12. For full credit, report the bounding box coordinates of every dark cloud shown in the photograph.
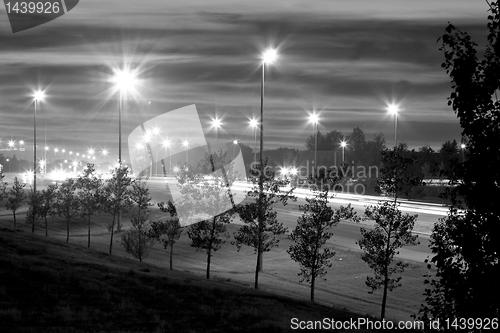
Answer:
[0,1,489,160]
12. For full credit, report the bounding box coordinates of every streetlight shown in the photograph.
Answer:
[182,140,190,163]
[152,128,160,176]
[233,139,239,157]
[112,67,137,235]
[33,90,45,198]
[460,143,466,163]
[256,48,278,276]
[308,113,319,177]
[162,139,171,175]
[44,146,49,171]
[340,141,347,163]
[387,103,399,147]
[249,118,258,162]
[112,68,137,165]
[212,118,222,151]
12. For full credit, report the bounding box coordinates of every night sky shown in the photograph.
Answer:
[0,0,491,164]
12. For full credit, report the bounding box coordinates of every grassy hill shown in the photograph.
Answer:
[0,227,386,332]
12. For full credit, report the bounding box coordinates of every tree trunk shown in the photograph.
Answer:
[87,216,91,248]
[66,217,70,242]
[45,216,48,236]
[31,211,35,233]
[169,243,173,270]
[381,214,393,320]
[13,211,16,228]
[109,215,116,254]
[311,273,316,303]
[206,247,211,279]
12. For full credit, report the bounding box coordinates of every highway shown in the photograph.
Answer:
[5,172,441,263]
[148,178,442,263]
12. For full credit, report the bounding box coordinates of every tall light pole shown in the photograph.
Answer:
[233,139,239,157]
[257,48,278,278]
[163,139,171,175]
[44,146,49,173]
[460,143,466,163]
[340,141,347,163]
[212,118,222,151]
[33,90,45,198]
[308,113,319,178]
[112,67,137,233]
[182,140,190,163]
[249,118,258,163]
[112,68,137,165]
[387,103,399,148]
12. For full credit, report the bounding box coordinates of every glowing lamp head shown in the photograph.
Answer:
[233,140,239,145]
[162,139,171,148]
[182,140,190,148]
[340,141,347,148]
[33,90,45,102]
[101,149,108,156]
[262,49,278,64]
[249,118,258,129]
[8,140,15,148]
[387,103,399,115]
[45,146,49,151]
[19,140,24,145]
[309,113,319,125]
[461,143,466,149]
[112,68,137,92]
[54,148,59,153]
[212,118,222,129]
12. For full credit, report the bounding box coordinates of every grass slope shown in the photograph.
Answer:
[0,227,387,333]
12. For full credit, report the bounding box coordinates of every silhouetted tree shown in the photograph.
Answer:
[122,178,154,262]
[25,189,42,233]
[56,178,80,242]
[5,177,27,228]
[76,164,102,248]
[376,144,424,200]
[233,159,296,289]
[149,202,183,270]
[0,169,7,202]
[40,185,58,236]
[358,201,419,320]
[102,166,133,254]
[417,4,500,325]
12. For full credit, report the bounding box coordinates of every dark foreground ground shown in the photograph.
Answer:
[0,227,425,332]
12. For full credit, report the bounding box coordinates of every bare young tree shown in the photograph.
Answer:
[76,164,102,248]
[358,201,418,320]
[121,178,154,262]
[5,177,27,228]
[39,184,58,236]
[102,166,133,254]
[149,203,183,270]
[288,191,359,303]
[56,178,80,242]
[233,159,296,289]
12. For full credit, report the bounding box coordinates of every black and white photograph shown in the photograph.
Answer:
[0,0,498,332]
